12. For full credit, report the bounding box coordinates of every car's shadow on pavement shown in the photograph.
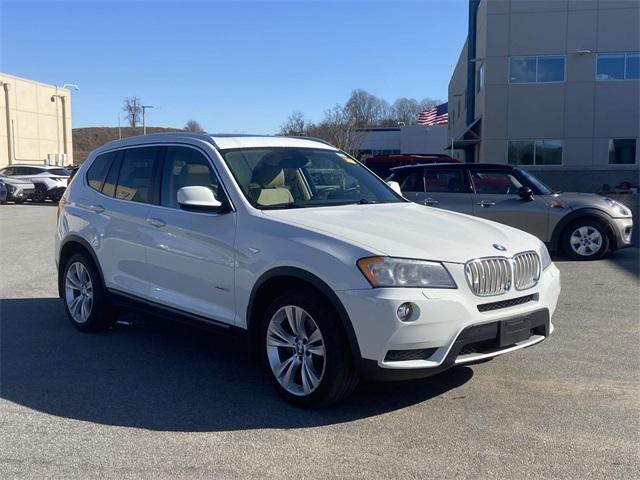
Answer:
[0,297,472,432]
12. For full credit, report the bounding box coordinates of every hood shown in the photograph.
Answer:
[552,192,604,208]
[262,202,539,264]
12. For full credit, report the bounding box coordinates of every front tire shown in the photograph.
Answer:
[262,289,358,406]
[62,253,116,331]
[30,189,46,203]
[562,218,610,260]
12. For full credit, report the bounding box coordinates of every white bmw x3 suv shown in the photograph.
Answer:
[56,133,561,405]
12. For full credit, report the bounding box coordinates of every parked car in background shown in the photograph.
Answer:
[387,163,634,260]
[364,154,459,179]
[0,174,36,204]
[0,165,71,202]
[56,133,560,406]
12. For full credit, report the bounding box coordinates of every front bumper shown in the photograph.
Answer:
[336,263,561,380]
[611,217,633,248]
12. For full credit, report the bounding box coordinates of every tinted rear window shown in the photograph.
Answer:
[86,152,116,192]
[48,168,71,176]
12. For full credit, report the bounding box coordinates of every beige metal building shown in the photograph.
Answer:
[449,0,639,192]
[0,73,73,168]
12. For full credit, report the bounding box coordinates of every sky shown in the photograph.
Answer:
[1,0,469,133]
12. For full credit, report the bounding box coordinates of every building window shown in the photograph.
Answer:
[609,139,637,164]
[508,140,562,165]
[476,64,484,93]
[509,56,565,83]
[597,52,640,80]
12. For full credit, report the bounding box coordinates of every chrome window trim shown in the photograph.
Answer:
[83,142,236,213]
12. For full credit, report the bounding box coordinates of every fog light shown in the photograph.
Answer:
[396,302,413,321]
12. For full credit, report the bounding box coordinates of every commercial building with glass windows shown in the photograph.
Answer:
[448,0,639,192]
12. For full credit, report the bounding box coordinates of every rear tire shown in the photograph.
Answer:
[261,289,358,407]
[561,218,610,260]
[61,253,116,331]
[30,189,46,203]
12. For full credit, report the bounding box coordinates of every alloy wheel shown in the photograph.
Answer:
[64,261,94,324]
[570,226,603,257]
[266,305,326,396]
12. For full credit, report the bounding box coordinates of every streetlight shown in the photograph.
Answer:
[141,105,154,135]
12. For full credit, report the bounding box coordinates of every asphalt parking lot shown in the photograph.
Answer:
[1,204,638,479]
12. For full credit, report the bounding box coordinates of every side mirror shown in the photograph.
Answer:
[387,181,402,195]
[518,186,534,200]
[177,186,223,212]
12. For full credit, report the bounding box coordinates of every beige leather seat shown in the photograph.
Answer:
[249,163,294,206]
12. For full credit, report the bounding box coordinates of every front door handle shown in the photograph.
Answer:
[146,217,166,228]
[477,201,496,208]
[89,204,105,214]
[424,198,439,206]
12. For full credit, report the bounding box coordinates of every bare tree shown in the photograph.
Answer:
[344,89,388,128]
[122,97,143,127]
[185,119,204,132]
[419,98,441,110]
[305,105,364,154]
[392,97,422,125]
[279,111,307,136]
[278,90,443,156]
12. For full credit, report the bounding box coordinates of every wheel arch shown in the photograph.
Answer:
[246,267,362,362]
[550,208,616,251]
[58,235,105,298]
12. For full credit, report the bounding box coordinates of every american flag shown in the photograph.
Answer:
[416,102,449,125]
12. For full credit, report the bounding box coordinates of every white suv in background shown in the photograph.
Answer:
[56,133,561,406]
[0,164,70,202]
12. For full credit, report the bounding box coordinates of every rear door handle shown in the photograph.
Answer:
[424,198,439,206]
[89,204,105,214]
[146,217,166,228]
[477,201,496,208]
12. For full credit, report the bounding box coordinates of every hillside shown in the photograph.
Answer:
[72,127,183,163]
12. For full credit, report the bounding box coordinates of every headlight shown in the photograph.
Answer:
[603,197,630,216]
[357,257,457,288]
[540,242,552,271]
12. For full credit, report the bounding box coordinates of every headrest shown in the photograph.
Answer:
[252,165,285,187]
[251,150,309,187]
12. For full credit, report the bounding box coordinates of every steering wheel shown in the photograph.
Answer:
[315,186,340,200]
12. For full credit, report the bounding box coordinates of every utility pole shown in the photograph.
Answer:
[118,112,122,139]
[141,105,154,135]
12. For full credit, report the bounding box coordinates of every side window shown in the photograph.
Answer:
[86,152,116,192]
[102,154,122,197]
[400,171,424,193]
[11,167,26,175]
[424,169,464,193]
[160,146,222,209]
[471,171,523,195]
[115,147,162,203]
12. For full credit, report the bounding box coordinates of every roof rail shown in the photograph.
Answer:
[273,135,337,148]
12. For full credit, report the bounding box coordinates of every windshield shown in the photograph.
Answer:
[220,147,404,209]
[515,168,554,195]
